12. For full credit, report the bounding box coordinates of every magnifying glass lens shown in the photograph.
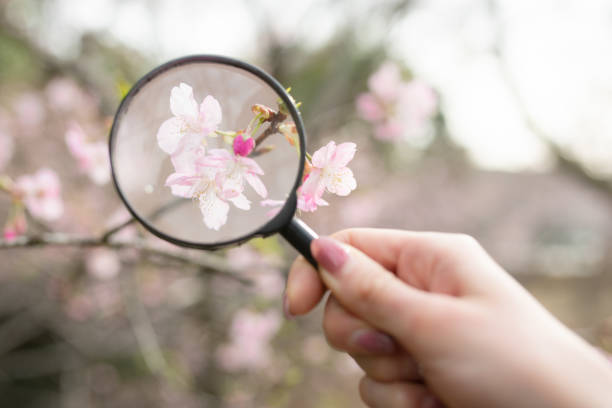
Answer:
[111,60,302,246]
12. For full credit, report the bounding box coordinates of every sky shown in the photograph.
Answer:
[11,0,612,173]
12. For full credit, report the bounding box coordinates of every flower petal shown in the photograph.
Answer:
[368,62,401,103]
[239,157,264,175]
[170,83,199,119]
[311,141,335,169]
[326,167,356,196]
[199,191,229,230]
[356,93,385,122]
[157,117,184,154]
[230,194,251,210]
[330,142,356,168]
[199,95,222,132]
[245,173,267,198]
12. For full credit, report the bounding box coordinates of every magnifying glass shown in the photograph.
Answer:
[109,55,318,266]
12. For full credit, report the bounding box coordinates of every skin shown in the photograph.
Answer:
[285,229,612,408]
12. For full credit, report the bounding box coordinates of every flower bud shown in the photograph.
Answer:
[251,104,276,120]
[233,132,255,157]
[279,122,298,147]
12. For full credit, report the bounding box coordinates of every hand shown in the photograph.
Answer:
[285,229,612,408]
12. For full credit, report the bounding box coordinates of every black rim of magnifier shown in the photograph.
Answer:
[109,55,306,250]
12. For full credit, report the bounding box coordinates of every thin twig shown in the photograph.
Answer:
[0,233,250,284]
[254,112,287,147]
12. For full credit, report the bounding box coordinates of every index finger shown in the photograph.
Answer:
[286,228,439,316]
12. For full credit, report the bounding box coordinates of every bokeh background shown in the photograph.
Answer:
[1,0,612,407]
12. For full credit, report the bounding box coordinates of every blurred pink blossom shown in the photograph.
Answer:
[13,92,46,133]
[299,141,357,212]
[216,309,281,372]
[86,248,121,280]
[357,62,437,141]
[46,77,92,112]
[65,121,111,185]
[253,271,285,300]
[15,168,63,221]
[3,211,27,241]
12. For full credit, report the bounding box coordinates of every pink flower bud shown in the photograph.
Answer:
[3,227,17,241]
[233,133,255,157]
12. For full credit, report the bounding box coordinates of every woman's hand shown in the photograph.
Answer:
[285,229,612,408]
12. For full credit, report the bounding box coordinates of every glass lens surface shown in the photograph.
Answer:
[111,60,302,245]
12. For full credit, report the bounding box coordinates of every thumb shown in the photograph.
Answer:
[311,236,443,349]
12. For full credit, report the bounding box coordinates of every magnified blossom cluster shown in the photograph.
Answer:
[357,62,438,141]
[157,82,357,230]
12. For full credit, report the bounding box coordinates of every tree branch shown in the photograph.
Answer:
[254,112,287,147]
[0,233,250,285]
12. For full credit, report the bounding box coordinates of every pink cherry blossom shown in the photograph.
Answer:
[65,121,110,185]
[13,92,46,133]
[299,141,356,212]
[15,168,64,222]
[198,149,267,199]
[45,78,85,112]
[166,147,269,230]
[86,249,121,280]
[216,309,281,372]
[3,211,26,241]
[232,132,255,156]
[356,62,438,142]
[157,83,222,169]
[165,148,265,230]
[165,168,234,230]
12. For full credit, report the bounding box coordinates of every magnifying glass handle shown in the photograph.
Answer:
[280,218,319,268]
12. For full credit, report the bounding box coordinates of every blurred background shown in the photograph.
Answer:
[1,0,612,407]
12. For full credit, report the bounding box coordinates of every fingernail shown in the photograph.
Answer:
[283,292,294,320]
[350,329,396,354]
[421,395,444,408]
[311,237,348,276]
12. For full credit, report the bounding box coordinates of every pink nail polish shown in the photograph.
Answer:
[311,237,348,275]
[350,329,396,354]
[283,292,294,320]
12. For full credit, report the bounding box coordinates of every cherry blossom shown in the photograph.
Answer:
[3,210,26,241]
[216,309,281,372]
[15,168,64,221]
[157,83,222,168]
[65,122,111,185]
[166,147,268,230]
[86,249,121,280]
[13,92,46,133]
[165,168,235,230]
[357,61,438,141]
[199,149,267,199]
[299,141,357,212]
